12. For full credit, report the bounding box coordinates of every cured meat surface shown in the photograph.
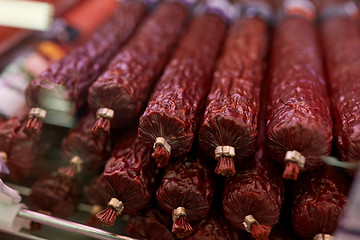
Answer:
[156,155,214,238]
[88,1,188,134]
[320,16,360,176]
[266,11,332,180]
[291,166,349,239]
[25,1,146,135]
[95,129,157,226]
[139,13,227,168]
[198,15,268,176]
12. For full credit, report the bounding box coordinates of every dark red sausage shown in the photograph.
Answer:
[222,7,284,237]
[126,208,174,240]
[59,113,112,177]
[320,13,360,176]
[25,1,147,135]
[28,174,78,218]
[156,155,214,238]
[222,73,284,240]
[198,13,269,176]
[222,149,284,240]
[88,1,189,135]
[138,13,227,168]
[185,213,239,240]
[266,2,332,180]
[0,113,46,180]
[95,128,158,227]
[291,166,350,240]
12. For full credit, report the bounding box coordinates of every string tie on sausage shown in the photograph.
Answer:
[58,156,83,178]
[283,0,316,21]
[96,198,124,227]
[313,234,334,240]
[93,108,114,135]
[283,150,305,180]
[26,108,47,136]
[172,206,193,238]
[152,137,171,168]
[243,215,271,240]
[214,146,236,176]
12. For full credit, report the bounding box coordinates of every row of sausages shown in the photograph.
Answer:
[0,0,358,239]
[22,0,360,180]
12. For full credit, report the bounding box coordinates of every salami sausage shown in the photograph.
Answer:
[222,6,284,236]
[156,155,214,238]
[0,110,49,180]
[222,71,284,240]
[319,4,360,176]
[95,128,158,227]
[25,1,147,135]
[291,165,350,239]
[198,2,270,176]
[138,11,227,168]
[126,208,174,240]
[88,1,189,135]
[58,113,112,177]
[185,213,239,240]
[222,134,284,239]
[266,0,332,180]
[28,174,78,218]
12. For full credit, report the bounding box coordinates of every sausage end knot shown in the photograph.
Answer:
[108,198,124,215]
[243,215,259,233]
[153,137,171,155]
[172,206,186,221]
[284,150,305,169]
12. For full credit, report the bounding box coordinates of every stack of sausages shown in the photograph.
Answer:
[1,0,358,239]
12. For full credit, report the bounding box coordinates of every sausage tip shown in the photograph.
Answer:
[96,205,121,227]
[172,215,193,238]
[25,117,43,137]
[283,162,300,180]
[92,117,111,135]
[152,145,170,168]
[214,156,236,176]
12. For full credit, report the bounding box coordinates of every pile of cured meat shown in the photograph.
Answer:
[1,0,359,239]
